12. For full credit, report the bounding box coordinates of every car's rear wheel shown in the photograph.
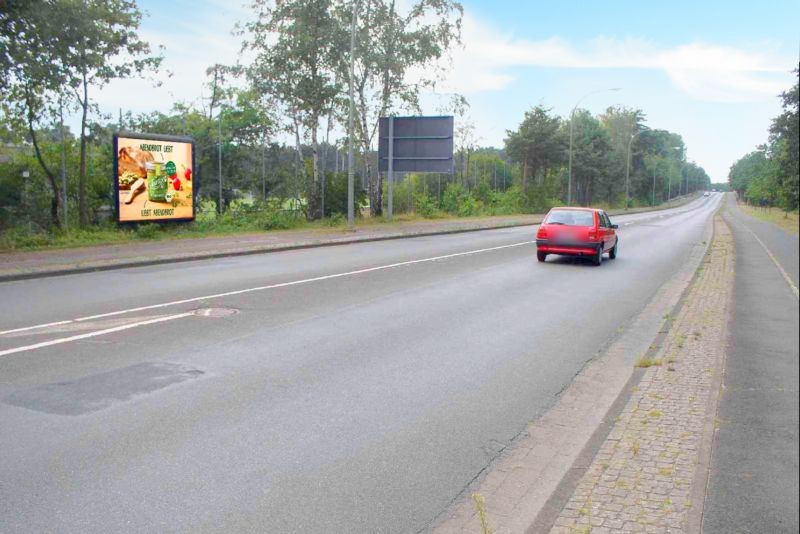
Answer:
[609,240,618,260]
[537,251,547,262]
[593,244,603,266]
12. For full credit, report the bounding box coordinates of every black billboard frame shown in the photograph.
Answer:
[113,131,197,225]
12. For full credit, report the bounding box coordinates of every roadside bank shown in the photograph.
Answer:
[0,194,699,282]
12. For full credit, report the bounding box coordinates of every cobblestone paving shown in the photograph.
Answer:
[550,216,734,534]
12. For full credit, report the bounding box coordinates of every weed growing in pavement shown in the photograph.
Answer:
[471,493,494,534]
[659,468,673,476]
[635,357,663,368]
[630,440,641,456]
[648,409,663,418]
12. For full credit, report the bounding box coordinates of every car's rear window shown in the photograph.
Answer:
[545,210,595,226]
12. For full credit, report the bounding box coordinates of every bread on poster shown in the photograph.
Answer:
[118,146,154,178]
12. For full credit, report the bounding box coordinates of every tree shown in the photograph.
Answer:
[241,0,346,220]
[729,149,774,202]
[567,110,613,205]
[504,105,565,192]
[599,106,646,204]
[338,0,463,216]
[57,0,163,226]
[768,67,799,211]
[1,1,70,228]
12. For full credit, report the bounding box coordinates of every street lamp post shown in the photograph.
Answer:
[568,87,620,205]
[218,107,223,215]
[625,129,645,209]
[652,158,658,206]
[346,0,359,228]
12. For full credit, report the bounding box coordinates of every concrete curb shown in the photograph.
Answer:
[0,194,699,283]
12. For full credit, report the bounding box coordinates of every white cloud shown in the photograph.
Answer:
[438,13,791,103]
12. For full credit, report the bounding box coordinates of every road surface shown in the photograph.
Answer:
[0,195,721,533]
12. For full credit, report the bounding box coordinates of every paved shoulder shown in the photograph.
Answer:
[727,196,799,289]
[701,198,800,533]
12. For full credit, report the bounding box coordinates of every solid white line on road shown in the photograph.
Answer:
[741,223,799,299]
[0,313,194,358]
[0,320,73,336]
[1,240,536,338]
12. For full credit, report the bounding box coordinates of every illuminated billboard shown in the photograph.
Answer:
[113,132,195,223]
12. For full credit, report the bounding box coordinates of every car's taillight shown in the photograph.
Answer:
[587,230,597,240]
[537,226,547,239]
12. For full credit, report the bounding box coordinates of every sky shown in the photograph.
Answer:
[96,0,799,184]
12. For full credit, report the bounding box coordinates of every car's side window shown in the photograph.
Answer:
[598,212,608,228]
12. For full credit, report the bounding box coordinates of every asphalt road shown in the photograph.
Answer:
[702,197,799,533]
[0,194,721,533]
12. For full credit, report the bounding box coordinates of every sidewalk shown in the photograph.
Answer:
[701,199,799,533]
[0,195,697,282]
[547,214,735,533]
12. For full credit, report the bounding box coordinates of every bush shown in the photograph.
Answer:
[413,192,439,218]
[458,193,479,217]
[0,226,53,249]
[326,213,345,226]
[136,223,161,239]
[442,182,466,214]
[257,209,301,231]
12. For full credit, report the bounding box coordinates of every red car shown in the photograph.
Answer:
[536,207,619,266]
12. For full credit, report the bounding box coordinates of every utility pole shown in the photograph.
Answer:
[652,159,657,206]
[625,129,644,209]
[261,144,267,202]
[218,108,223,215]
[60,100,68,231]
[346,0,359,228]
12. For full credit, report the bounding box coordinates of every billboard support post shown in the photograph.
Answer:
[387,116,394,221]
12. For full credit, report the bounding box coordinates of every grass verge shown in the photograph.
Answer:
[738,203,799,236]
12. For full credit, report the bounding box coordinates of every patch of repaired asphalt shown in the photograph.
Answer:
[3,362,203,415]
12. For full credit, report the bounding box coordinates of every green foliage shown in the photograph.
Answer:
[441,182,466,214]
[729,70,798,211]
[413,192,439,218]
[136,223,161,239]
[504,105,565,190]
[322,171,367,217]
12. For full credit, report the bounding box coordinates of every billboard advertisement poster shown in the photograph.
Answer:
[113,132,195,223]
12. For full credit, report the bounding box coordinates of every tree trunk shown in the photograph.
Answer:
[78,69,89,227]
[367,139,381,217]
[309,118,321,220]
[26,101,61,230]
[522,157,529,191]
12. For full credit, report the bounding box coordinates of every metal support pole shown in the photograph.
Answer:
[387,116,394,221]
[568,113,574,205]
[347,1,358,227]
[59,101,68,230]
[261,144,267,201]
[218,110,223,215]
[652,161,657,206]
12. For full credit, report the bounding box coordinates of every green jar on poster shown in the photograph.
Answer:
[146,162,168,202]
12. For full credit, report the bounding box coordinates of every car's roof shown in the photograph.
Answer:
[548,207,601,212]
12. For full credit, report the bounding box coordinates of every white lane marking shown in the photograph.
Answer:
[0,313,193,358]
[0,320,73,336]
[1,240,536,337]
[740,223,799,299]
